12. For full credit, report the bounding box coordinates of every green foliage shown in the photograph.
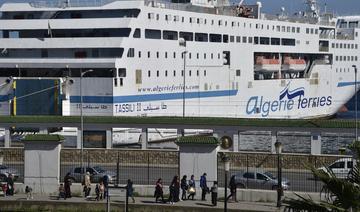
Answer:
[284,141,360,212]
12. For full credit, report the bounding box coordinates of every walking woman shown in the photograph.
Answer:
[64,172,72,198]
[187,175,196,200]
[180,175,188,200]
[154,178,165,203]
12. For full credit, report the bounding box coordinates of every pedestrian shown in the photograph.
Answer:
[6,174,14,196]
[102,175,109,199]
[200,173,208,201]
[127,179,135,203]
[227,175,237,202]
[64,172,72,198]
[96,181,104,201]
[58,183,66,200]
[174,175,180,202]
[210,181,218,206]
[154,178,164,203]
[83,172,91,198]
[180,175,188,200]
[25,186,33,200]
[168,175,179,204]
[187,175,196,200]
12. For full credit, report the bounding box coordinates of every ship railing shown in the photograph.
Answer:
[30,0,120,8]
[262,14,335,26]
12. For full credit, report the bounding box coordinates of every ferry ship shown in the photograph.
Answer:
[0,0,359,119]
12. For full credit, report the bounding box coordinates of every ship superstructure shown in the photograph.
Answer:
[0,0,359,118]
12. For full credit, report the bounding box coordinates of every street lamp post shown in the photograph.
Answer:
[179,38,187,118]
[223,154,230,212]
[275,141,283,208]
[353,65,358,141]
[80,69,93,176]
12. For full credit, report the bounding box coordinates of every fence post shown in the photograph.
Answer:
[147,152,150,185]
[315,156,318,192]
[246,154,249,188]
[116,152,120,185]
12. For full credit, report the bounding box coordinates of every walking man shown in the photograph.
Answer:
[200,173,208,201]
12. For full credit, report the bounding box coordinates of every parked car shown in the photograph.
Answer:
[68,166,116,183]
[318,158,355,179]
[233,171,290,190]
[0,165,19,182]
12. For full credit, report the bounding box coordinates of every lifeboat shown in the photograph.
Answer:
[254,56,281,73]
[282,57,307,73]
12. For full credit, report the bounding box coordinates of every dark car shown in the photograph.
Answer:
[68,166,116,183]
[0,165,20,182]
[233,171,289,190]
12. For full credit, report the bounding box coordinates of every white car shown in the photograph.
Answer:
[318,158,355,179]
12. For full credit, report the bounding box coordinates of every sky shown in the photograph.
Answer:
[0,0,359,15]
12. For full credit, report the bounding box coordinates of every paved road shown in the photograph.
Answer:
[0,194,280,212]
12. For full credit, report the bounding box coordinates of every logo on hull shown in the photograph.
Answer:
[246,82,332,117]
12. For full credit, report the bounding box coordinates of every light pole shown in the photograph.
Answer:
[80,69,93,176]
[223,154,230,212]
[353,65,358,141]
[179,38,187,118]
[275,141,283,208]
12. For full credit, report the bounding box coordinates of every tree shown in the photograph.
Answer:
[283,141,360,212]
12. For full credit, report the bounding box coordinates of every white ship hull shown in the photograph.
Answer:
[0,0,359,119]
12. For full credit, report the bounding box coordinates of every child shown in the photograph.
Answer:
[210,181,218,206]
[58,183,66,200]
[96,181,104,201]
[25,186,33,200]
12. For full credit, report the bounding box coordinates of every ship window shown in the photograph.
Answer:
[271,38,280,45]
[197,18,200,24]
[254,37,259,45]
[223,35,229,43]
[211,20,214,25]
[287,26,290,32]
[163,30,178,40]
[156,14,159,20]
[340,43,343,48]
[156,52,159,58]
[189,70,192,76]
[179,31,193,41]
[148,13,154,19]
[218,20,223,26]
[165,14,170,21]
[189,53,192,59]
[197,70,199,76]
[355,56,358,61]
[204,70,207,76]
[232,21,235,27]
[248,37,253,43]
[173,70,176,76]
[118,68,126,77]
[41,49,48,58]
[310,28,314,34]
[281,38,295,46]
[197,53,199,59]
[356,44,358,49]
[173,52,176,58]
[165,52,168,58]
[148,70,151,77]
[182,17,184,22]
[352,44,354,49]
[230,36,234,42]
[181,70,184,76]
[195,33,208,42]
[281,26,285,32]
[136,69,142,84]
[242,36,247,43]
[276,26,280,32]
[260,37,270,45]
[297,27,300,33]
[336,43,339,48]
[145,29,161,39]
[204,53,206,59]
[127,48,135,57]
[211,53,214,59]
[351,56,354,61]
[147,51,150,58]
[165,70,168,77]
[218,53,220,59]
[236,36,241,43]
[174,15,179,22]
[335,56,338,61]
[348,44,351,49]
[292,27,295,33]
[138,51,141,58]
[92,49,99,57]
[315,29,318,34]
[209,34,221,43]
[332,43,335,48]
[133,28,141,38]
[114,78,118,87]
[236,69,241,76]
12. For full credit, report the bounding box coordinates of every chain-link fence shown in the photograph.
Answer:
[60,149,179,186]
[217,152,350,192]
[0,148,24,183]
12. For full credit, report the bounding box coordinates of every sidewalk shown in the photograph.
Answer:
[0,194,281,212]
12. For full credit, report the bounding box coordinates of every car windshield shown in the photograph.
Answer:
[93,166,106,173]
[264,172,276,179]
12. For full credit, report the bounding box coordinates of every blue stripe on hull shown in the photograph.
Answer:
[70,90,238,104]
[337,82,360,87]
